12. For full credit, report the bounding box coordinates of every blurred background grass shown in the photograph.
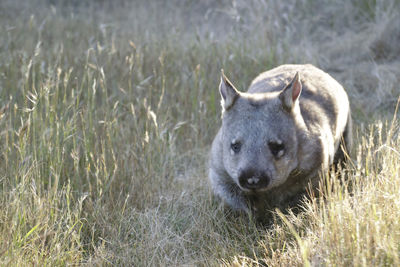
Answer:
[0,0,399,265]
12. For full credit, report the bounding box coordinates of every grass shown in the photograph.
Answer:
[0,0,400,265]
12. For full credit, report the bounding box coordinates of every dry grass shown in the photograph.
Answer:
[0,0,400,265]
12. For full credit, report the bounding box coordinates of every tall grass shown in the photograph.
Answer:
[0,0,399,265]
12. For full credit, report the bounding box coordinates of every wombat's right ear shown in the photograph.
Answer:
[219,69,240,111]
[279,72,302,111]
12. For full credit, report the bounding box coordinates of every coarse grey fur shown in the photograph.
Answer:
[209,64,352,215]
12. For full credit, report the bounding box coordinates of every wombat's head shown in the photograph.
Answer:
[219,71,302,193]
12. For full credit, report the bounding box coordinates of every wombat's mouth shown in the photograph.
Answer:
[239,176,270,191]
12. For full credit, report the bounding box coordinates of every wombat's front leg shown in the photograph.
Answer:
[209,169,250,213]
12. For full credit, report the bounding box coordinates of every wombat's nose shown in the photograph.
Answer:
[238,169,270,190]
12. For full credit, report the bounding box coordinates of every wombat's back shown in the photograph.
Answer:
[249,65,347,104]
[248,64,350,149]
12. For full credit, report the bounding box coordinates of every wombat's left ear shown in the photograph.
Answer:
[219,70,240,111]
[279,72,302,111]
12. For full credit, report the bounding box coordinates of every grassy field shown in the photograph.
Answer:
[1,0,400,265]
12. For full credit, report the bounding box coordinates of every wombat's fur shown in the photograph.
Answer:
[209,64,352,215]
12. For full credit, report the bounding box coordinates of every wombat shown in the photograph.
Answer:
[209,64,351,215]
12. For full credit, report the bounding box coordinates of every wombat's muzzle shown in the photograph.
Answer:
[238,168,270,190]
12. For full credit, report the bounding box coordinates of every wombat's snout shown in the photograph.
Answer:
[238,168,270,190]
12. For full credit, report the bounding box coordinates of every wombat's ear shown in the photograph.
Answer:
[279,72,302,111]
[219,70,240,111]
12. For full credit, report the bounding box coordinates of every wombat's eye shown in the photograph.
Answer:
[230,141,241,154]
[268,142,285,157]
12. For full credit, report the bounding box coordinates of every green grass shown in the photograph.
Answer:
[1,0,400,265]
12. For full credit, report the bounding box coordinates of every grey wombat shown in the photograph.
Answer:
[209,64,352,214]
